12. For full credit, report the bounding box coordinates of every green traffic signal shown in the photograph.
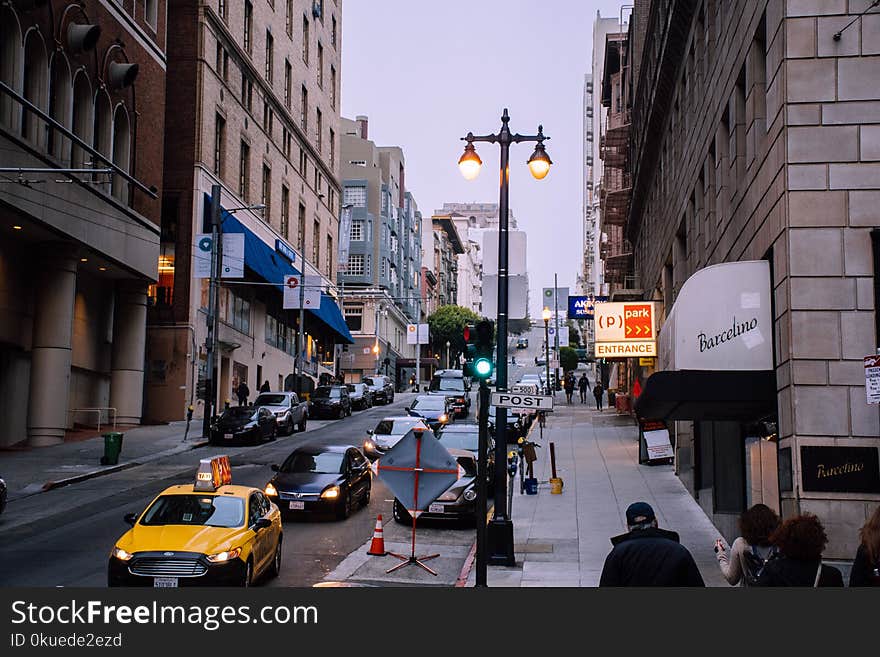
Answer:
[474,357,493,378]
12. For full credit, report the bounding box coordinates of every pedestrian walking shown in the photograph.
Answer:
[714,503,781,586]
[260,380,271,393]
[849,505,880,587]
[599,502,705,587]
[752,513,843,586]
[236,380,250,406]
[578,373,589,403]
[593,381,604,410]
[564,374,575,404]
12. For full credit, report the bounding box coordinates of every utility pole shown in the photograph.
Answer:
[202,184,223,438]
[554,272,560,391]
[295,253,306,397]
[475,378,490,586]
[415,296,421,392]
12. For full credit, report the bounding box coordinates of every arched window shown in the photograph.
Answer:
[93,90,112,190]
[111,104,130,202]
[48,54,72,164]
[70,70,92,168]
[0,8,23,129]
[22,29,48,146]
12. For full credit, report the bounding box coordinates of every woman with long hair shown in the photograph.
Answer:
[754,513,843,586]
[714,503,780,586]
[849,505,880,587]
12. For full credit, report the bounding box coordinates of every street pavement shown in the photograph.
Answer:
[323,385,731,587]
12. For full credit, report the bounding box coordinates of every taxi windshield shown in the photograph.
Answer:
[140,495,245,528]
[280,452,345,474]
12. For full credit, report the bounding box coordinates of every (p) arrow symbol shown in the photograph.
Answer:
[626,325,632,336]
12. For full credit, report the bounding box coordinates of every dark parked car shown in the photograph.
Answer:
[363,375,395,405]
[428,370,471,418]
[209,406,277,445]
[487,405,525,441]
[0,475,6,516]
[346,383,373,411]
[436,423,495,486]
[264,445,371,520]
[405,395,451,432]
[309,385,352,419]
[254,391,309,435]
[392,449,478,525]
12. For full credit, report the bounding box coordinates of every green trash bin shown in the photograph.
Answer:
[101,432,124,465]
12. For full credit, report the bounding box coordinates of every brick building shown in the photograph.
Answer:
[147,0,350,422]
[0,0,167,446]
[613,0,880,558]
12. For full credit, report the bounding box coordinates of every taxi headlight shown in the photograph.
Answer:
[206,547,242,563]
[321,485,340,500]
[463,488,477,502]
[264,482,278,497]
[439,414,449,423]
[112,547,134,561]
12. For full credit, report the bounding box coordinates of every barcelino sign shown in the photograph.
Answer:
[594,302,657,358]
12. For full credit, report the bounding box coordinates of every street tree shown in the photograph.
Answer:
[427,305,481,367]
[559,346,579,373]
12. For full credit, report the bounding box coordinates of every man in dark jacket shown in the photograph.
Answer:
[236,380,250,406]
[599,502,705,587]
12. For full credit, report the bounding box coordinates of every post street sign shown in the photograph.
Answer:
[491,392,554,410]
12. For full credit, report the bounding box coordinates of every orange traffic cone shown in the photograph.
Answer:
[366,514,387,556]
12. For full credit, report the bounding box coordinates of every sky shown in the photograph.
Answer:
[340,0,628,317]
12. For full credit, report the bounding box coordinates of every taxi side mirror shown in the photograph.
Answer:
[254,517,271,531]
[124,512,138,526]
[270,464,280,472]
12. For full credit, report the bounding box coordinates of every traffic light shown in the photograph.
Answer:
[472,319,495,379]
[463,323,477,365]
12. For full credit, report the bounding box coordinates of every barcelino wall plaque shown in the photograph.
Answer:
[800,446,880,494]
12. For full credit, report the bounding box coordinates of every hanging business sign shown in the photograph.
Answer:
[568,295,609,319]
[283,275,322,309]
[594,302,657,357]
[800,446,880,494]
[275,239,297,264]
[337,205,353,269]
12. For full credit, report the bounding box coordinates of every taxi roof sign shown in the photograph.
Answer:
[194,455,232,492]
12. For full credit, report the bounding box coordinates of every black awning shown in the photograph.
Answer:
[633,370,776,422]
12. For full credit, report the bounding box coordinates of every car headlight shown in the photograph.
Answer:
[275,411,287,417]
[111,547,134,561]
[206,547,242,563]
[439,414,448,423]
[321,485,340,499]
[464,488,477,502]
[364,440,375,450]
[264,482,278,497]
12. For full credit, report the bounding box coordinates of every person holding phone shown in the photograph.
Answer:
[715,504,781,587]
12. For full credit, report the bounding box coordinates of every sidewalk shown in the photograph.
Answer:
[460,397,728,586]
[0,420,207,502]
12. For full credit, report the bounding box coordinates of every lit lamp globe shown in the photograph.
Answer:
[542,307,552,323]
[527,143,552,180]
[458,143,482,181]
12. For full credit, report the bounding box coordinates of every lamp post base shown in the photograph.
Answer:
[486,518,516,566]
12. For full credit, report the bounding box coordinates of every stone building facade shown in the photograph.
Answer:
[0,0,167,446]
[625,0,880,557]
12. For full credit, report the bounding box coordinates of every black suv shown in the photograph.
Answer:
[309,385,352,419]
[363,375,394,405]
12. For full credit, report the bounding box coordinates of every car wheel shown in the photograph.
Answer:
[241,559,253,587]
[268,538,282,578]
[337,407,345,420]
[336,491,352,520]
[270,425,277,441]
[299,417,307,432]
[361,483,371,508]
[392,499,410,525]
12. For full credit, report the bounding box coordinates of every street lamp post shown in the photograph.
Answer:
[542,307,552,396]
[446,340,451,369]
[459,109,551,568]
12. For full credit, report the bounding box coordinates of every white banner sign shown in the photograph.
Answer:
[283,274,322,309]
[193,233,245,279]
[406,323,429,345]
[644,428,674,460]
[866,355,880,405]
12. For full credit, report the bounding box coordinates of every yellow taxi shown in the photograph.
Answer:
[108,455,283,587]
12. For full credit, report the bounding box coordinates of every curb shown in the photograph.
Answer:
[455,541,478,587]
[20,439,210,499]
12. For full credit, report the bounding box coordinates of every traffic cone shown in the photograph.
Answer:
[366,514,387,556]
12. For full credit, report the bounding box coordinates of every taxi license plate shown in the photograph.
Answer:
[224,433,233,440]
[288,501,305,510]
[428,503,444,514]
[154,577,178,588]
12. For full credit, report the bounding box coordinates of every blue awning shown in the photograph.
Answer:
[203,194,354,344]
